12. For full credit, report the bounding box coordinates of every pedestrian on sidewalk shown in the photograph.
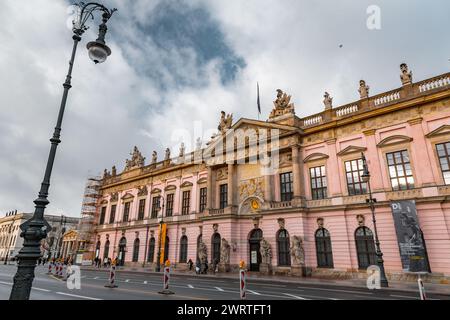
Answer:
[187,259,193,271]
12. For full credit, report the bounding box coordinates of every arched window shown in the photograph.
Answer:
[355,227,376,269]
[103,240,110,259]
[196,234,203,264]
[163,236,169,263]
[277,229,291,266]
[315,228,334,268]
[147,237,155,263]
[95,241,101,259]
[179,235,188,263]
[132,238,140,262]
[211,233,221,264]
[118,237,127,266]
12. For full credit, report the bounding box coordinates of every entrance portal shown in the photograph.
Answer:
[248,229,263,271]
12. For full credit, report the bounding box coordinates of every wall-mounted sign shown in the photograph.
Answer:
[390,200,430,273]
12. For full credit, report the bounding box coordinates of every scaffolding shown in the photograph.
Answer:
[76,176,102,263]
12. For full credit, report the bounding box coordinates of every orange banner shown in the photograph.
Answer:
[159,223,167,265]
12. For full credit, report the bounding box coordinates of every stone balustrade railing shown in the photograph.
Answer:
[209,208,225,215]
[373,90,401,106]
[335,104,359,118]
[302,115,323,127]
[299,72,450,129]
[269,201,292,209]
[418,75,450,93]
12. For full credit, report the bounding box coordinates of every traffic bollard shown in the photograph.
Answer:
[239,260,246,300]
[158,260,175,295]
[105,264,118,288]
[418,275,427,300]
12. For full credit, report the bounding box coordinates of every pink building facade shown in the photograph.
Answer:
[92,65,450,280]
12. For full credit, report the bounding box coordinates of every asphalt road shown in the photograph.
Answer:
[0,265,449,300]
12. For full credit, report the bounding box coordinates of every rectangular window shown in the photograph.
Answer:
[99,206,106,225]
[436,142,450,185]
[280,172,293,202]
[182,191,191,215]
[123,202,131,222]
[109,205,116,224]
[151,196,161,219]
[219,184,228,209]
[137,199,146,221]
[310,166,327,200]
[345,159,368,195]
[199,187,207,212]
[386,150,415,191]
[165,194,174,217]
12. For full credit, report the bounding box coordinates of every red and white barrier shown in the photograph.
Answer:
[47,262,53,274]
[240,269,246,300]
[158,262,174,295]
[57,263,63,277]
[105,264,118,288]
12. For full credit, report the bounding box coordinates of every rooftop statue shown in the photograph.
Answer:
[218,111,233,134]
[151,151,157,164]
[323,92,333,110]
[269,89,295,119]
[400,63,413,86]
[124,146,145,171]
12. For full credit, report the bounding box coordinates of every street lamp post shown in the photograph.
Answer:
[9,2,117,300]
[361,152,389,288]
[155,196,165,273]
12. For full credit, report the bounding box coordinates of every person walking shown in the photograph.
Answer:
[187,259,193,271]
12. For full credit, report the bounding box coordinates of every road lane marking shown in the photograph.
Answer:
[93,277,99,280]
[248,290,261,295]
[215,287,224,292]
[125,279,130,283]
[297,286,373,295]
[56,292,102,300]
[0,281,13,286]
[390,295,418,300]
[33,287,51,292]
[283,293,309,300]
[143,281,148,284]
[188,284,194,289]
[259,284,287,288]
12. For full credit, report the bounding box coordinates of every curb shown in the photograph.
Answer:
[79,266,450,296]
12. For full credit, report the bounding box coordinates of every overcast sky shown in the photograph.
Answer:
[0,0,449,218]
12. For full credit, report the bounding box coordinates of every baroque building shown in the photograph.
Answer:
[92,65,450,280]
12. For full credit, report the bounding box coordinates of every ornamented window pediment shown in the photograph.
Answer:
[303,153,329,163]
[426,125,450,138]
[137,186,148,197]
[121,192,134,201]
[151,188,162,194]
[180,181,193,188]
[197,177,207,184]
[164,185,176,191]
[377,135,413,148]
[100,199,108,205]
[337,145,367,157]
[110,192,119,202]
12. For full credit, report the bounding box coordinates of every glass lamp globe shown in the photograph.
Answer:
[86,41,111,64]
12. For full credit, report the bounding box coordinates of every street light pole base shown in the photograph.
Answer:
[158,290,175,295]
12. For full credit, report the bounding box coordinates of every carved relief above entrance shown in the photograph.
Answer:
[239,178,264,203]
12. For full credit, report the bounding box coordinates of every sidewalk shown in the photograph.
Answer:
[81,265,450,296]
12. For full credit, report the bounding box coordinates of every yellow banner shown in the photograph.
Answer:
[159,223,167,265]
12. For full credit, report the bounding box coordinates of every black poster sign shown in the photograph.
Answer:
[390,200,429,273]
